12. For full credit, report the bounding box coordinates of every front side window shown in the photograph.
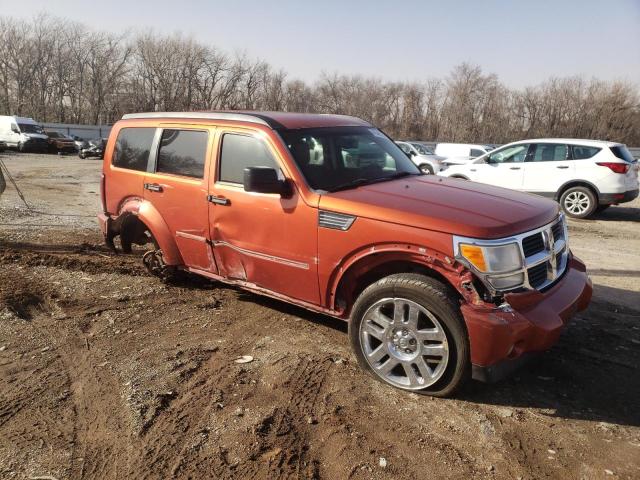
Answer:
[488,144,530,164]
[112,127,156,172]
[530,144,568,162]
[219,133,278,184]
[156,129,208,179]
[397,142,412,154]
[411,143,434,155]
[281,127,420,191]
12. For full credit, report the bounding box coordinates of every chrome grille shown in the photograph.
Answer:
[520,215,569,290]
[522,232,545,257]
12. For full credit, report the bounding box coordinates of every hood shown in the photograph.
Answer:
[319,176,559,239]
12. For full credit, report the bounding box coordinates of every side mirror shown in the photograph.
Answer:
[11,125,19,133]
[243,167,290,196]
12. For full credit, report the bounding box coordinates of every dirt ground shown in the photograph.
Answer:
[0,152,639,480]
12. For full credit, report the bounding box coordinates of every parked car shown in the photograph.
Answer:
[99,111,591,396]
[395,141,446,174]
[79,138,106,159]
[0,115,49,152]
[45,130,77,154]
[438,139,639,219]
[69,135,87,151]
[435,143,492,165]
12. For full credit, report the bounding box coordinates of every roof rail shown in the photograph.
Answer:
[121,111,272,127]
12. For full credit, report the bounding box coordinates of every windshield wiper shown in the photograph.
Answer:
[327,171,418,193]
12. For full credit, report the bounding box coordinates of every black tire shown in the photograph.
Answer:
[559,186,597,219]
[349,273,470,397]
[18,142,26,153]
[419,164,434,175]
[79,151,86,159]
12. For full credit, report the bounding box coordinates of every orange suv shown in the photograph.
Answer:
[99,112,592,396]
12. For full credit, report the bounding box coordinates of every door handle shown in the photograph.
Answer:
[144,183,163,192]
[207,194,230,206]
[556,166,569,169]
[509,167,521,170]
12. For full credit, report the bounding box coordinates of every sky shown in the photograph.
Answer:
[2,0,639,88]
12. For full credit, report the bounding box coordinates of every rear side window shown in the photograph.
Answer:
[157,129,208,178]
[610,145,636,163]
[219,134,278,184]
[530,144,568,162]
[112,127,155,171]
[571,145,601,160]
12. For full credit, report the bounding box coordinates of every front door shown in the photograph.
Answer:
[471,143,530,189]
[208,129,319,304]
[143,127,216,272]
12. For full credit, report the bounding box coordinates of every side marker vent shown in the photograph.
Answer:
[319,211,356,231]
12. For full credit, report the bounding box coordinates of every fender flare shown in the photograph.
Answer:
[326,243,478,313]
[116,197,184,266]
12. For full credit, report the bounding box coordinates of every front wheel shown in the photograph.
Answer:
[560,186,597,219]
[349,274,469,397]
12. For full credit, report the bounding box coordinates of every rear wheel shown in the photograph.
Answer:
[18,142,26,153]
[419,164,434,175]
[349,273,469,397]
[560,186,597,219]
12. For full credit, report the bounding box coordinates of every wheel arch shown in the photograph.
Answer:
[328,244,479,318]
[110,197,183,265]
[555,180,600,202]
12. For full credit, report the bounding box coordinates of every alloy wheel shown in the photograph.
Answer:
[564,191,591,215]
[359,298,449,390]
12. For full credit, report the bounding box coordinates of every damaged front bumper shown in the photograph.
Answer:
[461,255,592,382]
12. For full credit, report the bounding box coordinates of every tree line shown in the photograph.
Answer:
[1,14,639,144]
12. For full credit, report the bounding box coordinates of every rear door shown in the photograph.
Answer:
[522,143,574,195]
[143,126,216,272]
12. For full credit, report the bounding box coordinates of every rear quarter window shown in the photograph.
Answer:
[571,145,601,160]
[112,127,156,171]
[610,145,636,163]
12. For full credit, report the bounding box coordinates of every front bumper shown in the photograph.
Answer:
[599,188,639,205]
[461,255,592,382]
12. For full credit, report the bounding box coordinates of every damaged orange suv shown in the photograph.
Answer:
[99,112,592,396]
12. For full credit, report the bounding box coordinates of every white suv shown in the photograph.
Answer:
[438,139,639,218]
[395,141,446,174]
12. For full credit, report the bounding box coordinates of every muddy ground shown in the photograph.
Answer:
[0,152,639,480]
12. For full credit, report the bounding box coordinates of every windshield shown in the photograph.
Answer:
[46,131,62,138]
[18,123,45,134]
[280,127,420,191]
[411,143,434,155]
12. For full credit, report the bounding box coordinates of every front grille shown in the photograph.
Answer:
[527,263,548,288]
[551,221,564,241]
[522,232,545,257]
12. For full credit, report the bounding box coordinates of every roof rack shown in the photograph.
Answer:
[121,111,272,127]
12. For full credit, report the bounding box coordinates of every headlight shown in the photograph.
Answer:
[458,242,522,273]
[455,239,525,291]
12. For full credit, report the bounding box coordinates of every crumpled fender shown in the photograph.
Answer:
[117,197,184,266]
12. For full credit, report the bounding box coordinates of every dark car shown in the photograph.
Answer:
[45,131,76,154]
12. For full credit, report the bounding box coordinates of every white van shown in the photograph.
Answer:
[434,143,491,164]
[0,116,49,152]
